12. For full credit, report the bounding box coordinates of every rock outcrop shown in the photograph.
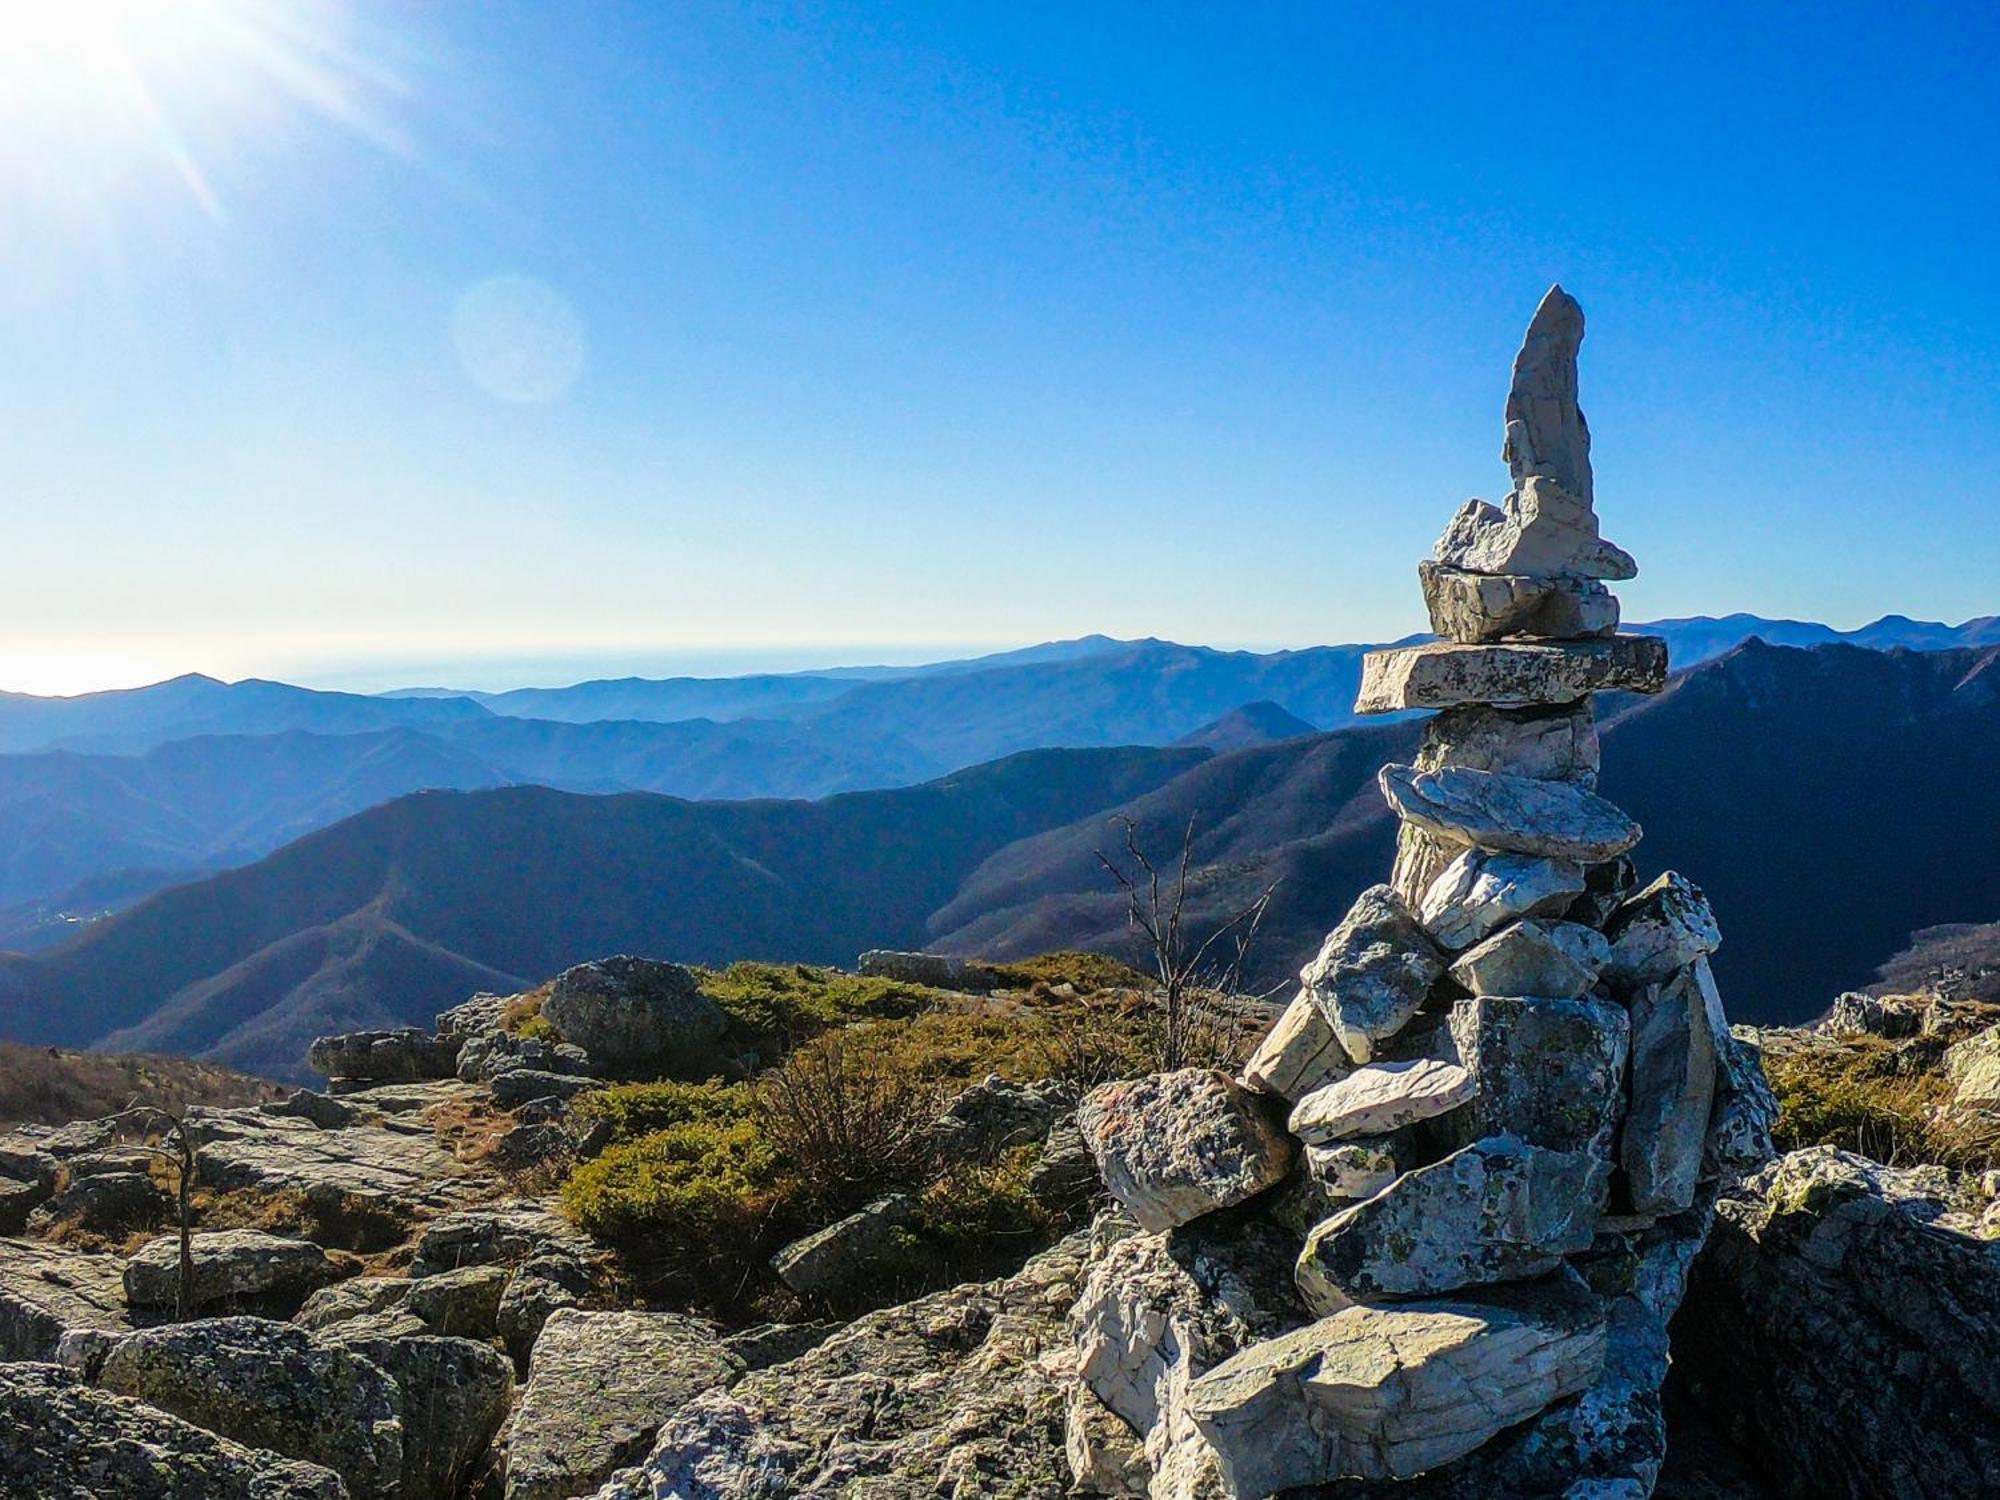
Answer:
[1060,289,1776,1498]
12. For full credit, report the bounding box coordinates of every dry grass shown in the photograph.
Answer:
[0,1041,284,1130]
[1767,1031,2000,1173]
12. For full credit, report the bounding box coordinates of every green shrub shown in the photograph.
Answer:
[698,962,939,1054]
[573,1079,753,1145]
[916,1147,1057,1263]
[990,950,1151,993]
[1767,1042,1997,1170]
[561,1116,783,1246]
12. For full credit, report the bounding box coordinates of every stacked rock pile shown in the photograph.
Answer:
[1066,288,1779,1499]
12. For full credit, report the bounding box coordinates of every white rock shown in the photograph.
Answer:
[1419,849,1586,951]
[1355,635,1667,714]
[1288,1057,1475,1145]
[1240,992,1352,1103]
[1623,961,1720,1215]
[1298,884,1447,1063]
[1434,476,1636,581]
[1077,1070,1293,1234]
[1304,1139,1400,1200]
[1416,701,1601,786]
[1602,871,1722,988]
[1419,562,1619,643]
[1380,763,1641,863]
[1448,918,1611,999]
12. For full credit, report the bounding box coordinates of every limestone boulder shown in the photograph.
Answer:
[1355,635,1667,714]
[1433,475,1636,581]
[770,1193,935,1310]
[1288,1057,1475,1145]
[124,1230,338,1313]
[1623,962,1721,1214]
[856,948,1007,991]
[1070,1215,1306,1492]
[929,1073,1073,1165]
[1380,763,1641,864]
[1297,1137,1602,1309]
[1419,849,1586,951]
[97,1316,404,1500]
[1240,991,1353,1102]
[602,1231,1094,1500]
[0,1360,350,1499]
[1448,918,1611,999]
[0,1238,131,1361]
[1420,561,1618,643]
[1820,990,1924,1039]
[1945,1023,2000,1109]
[437,991,511,1042]
[504,1308,743,1500]
[539,955,729,1073]
[322,1330,512,1500]
[296,1277,413,1332]
[1601,872,1721,989]
[1077,1070,1293,1233]
[457,1029,596,1085]
[496,1252,593,1369]
[489,1068,604,1109]
[1678,1148,2000,1499]
[1299,883,1447,1062]
[262,1089,365,1130]
[1066,1380,1153,1497]
[408,1199,593,1277]
[194,1111,473,1213]
[307,1029,457,1084]
[1415,700,1600,785]
[1443,995,1628,1163]
[1186,1270,1608,1493]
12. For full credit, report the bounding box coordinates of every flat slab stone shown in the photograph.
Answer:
[194,1111,476,1211]
[1355,635,1667,714]
[505,1307,743,1500]
[1297,1136,1602,1309]
[1240,992,1354,1103]
[1380,763,1641,863]
[1448,918,1611,999]
[1078,1070,1293,1234]
[1624,959,1721,1214]
[1299,884,1447,1063]
[1419,849,1586,951]
[1288,1058,1475,1145]
[1420,561,1618,643]
[125,1230,339,1312]
[0,1237,131,1361]
[1187,1270,1608,1492]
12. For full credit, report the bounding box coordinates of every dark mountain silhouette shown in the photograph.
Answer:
[1869,920,2000,1003]
[1174,701,1321,752]
[934,641,2000,1031]
[0,744,1206,1078]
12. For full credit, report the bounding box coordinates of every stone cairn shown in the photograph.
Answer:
[1066,287,1779,1499]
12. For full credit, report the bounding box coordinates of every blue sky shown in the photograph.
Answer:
[2,2,1997,693]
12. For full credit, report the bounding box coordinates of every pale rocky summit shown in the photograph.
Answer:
[1077,1069,1293,1233]
[1059,289,1771,1498]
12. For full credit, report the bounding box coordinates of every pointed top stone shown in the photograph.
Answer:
[1503,285,1591,507]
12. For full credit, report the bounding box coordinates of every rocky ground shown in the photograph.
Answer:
[0,946,1992,1498]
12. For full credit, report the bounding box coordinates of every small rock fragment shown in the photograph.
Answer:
[1299,884,1448,1062]
[1240,991,1354,1102]
[1288,1057,1476,1144]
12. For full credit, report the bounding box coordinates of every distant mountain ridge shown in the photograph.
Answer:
[3,639,1996,1080]
[0,614,1990,924]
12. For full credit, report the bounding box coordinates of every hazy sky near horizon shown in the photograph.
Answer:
[4,2,1999,694]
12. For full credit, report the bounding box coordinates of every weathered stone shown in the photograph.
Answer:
[1623,962,1721,1214]
[1601,871,1722,989]
[719,1319,841,1370]
[1297,1137,1602,1309]
[1240,990,1353,1101]
[1419,848,1587,950]
[1070,1216,1306,1492]
[1443,995,1627,1170]
[437,990,512,1042]
[456,1028,596,1085]
[1421,561,1619,642]
[1306,1138,1401,1199]
[307,1028,458,1083]
[604,1231,1095,1500]
[489,1068,604,1109]
[1187,1270,1608,1492]
[322,1330,512,1500]
[770,1193,933,1309]
[1381,763,1641,864]
[856,948,1008,991]
[1355,635,1667,714]
[1708,1025,1780,1180]
[125,1230,338,1313]
[1449,918,1611,999]
[0,1360,350,1499]
[1433,476,1636,581]
[1945,1022,2000,1109]
[1505,284,1594,505]
[296,1277,414,1332]
[1299,883,1448,1063]
[1821,991,1924,1040]
[1026,1119,1102,1212]
[408,1199,593,1278]
[0,1238,131,1361]
[540,955,729,1073]
[97,1316,404,1500]
[505,1307,743,1500]
[929,1074,1072,1165]
[32,1169,164,1235]
[1077,1069,1293,1233]
[1066,1380,1153,1496]
[1678,1148,2000,1500]
[195,1111,473,1212]
[262,1089,365,1130]
[496,1252,593,1369]
[0,1175,49,1234]
[0,1136,58,1186]
[1416,700,1601,785]
[1289,1057,1476,1145]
